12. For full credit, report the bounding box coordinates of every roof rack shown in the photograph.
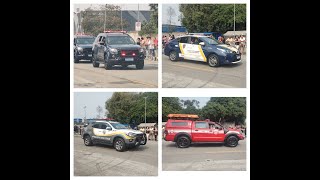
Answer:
[167,114,199,119]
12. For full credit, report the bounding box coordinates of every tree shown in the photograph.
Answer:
[96,105,103,119]
[180,99,200,115]
[162,97,182,121]
[81,4,129,36]
[179,4,246,34]
[139,4,158,36]
[201,97,246,125]
[105,92,158,124]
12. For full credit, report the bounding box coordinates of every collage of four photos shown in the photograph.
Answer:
[72,2,248,177]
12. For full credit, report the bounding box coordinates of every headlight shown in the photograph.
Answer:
[217,48,232,54]
[109,48,118,54]
[77,47,83,52]
[126,132,136,137]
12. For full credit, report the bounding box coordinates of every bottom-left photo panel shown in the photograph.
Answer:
[73,92,158,176]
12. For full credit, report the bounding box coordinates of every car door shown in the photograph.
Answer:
[91,123,103,144]
[192,122,213,142]
[209,123,225,142]
[184,36,207,62]
[99,123,113,145]
[177,36,189,59]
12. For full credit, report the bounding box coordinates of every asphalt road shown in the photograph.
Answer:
[74,135,158,176]
[162,139,246,171]
[162,53,246,88]
[74,60,158,88]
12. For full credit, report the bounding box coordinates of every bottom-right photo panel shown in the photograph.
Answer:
[162,97,246,171]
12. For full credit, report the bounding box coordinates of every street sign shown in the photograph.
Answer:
[135,22,141,31]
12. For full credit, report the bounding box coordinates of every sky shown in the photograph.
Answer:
[162,4,181,25]
[74,92,113,119]
[178,97,210,108]
[74,4,150,12]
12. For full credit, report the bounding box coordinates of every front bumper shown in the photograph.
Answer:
[124,134,146,146]
[108,54,145,65]
[238,134,245,140]
[75,53,92,60]
[220,53,242,65]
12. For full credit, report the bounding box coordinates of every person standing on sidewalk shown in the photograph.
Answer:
[153,37,158,61]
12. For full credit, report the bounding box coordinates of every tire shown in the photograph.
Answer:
[104,54,113,70]
[113,138,127,152]
[140,134,147,145]
[84,135,93,146]
[92,55,99,67]
[208,54,220,67]
[74,53,79,63]
[176,135,191,148]
[136,61,144,69]
[169,51,178,61]
[225,135,239,147]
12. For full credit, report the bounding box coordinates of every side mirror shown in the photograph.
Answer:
[106,127,112,130]
[199,42,205,46]
[84,124,88,127]
[99,42,105,45]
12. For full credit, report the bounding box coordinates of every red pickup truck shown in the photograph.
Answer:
[163,114,245,148]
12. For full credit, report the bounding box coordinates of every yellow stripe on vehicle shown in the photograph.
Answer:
[198,45,207,62]
[179,43,184,55]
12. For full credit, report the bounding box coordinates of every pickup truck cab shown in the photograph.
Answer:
[163,114,245,148]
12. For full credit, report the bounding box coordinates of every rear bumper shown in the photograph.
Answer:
[108,55,144,65]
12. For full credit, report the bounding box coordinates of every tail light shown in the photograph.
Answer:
[121,51,126,56]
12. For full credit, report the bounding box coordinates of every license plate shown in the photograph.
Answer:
[88,54,92,57]
[237,55,241,59]
[125,58,134,61]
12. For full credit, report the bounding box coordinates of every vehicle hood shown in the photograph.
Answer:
[109,44,141,50]
[115,129,144,134]
[77,44,93,49]
[216,44,238,52]
[226,129,241,134]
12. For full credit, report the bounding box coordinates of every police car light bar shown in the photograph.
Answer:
[104,30,127,33]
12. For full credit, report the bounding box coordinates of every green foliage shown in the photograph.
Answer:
[180,99,200,115]
[139,4,158,36]
[105,92,158,124]
[81,4,129,36]
[179,4,246,34]
[162,97,182,121]
[201,97,246,125]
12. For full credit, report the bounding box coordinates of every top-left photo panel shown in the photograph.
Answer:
[73,4,158,88]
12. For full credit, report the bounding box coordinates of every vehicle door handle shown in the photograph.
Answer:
[195,130,198,131]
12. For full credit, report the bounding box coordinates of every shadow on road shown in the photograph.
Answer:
[164,141,226,148]
[93,143,150,152]
[97,65,158,70]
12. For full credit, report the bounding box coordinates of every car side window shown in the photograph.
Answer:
[92,123,100,128]
[179,37,188,43]
[100,124,110,129]
[195,122,209,128]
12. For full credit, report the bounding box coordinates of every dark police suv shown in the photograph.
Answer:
[92,31,145,70]
[73,34,95,63]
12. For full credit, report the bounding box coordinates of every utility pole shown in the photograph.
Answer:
[104,4,107,31]
[121,5,123,31]
[234,4,236,38]
[138,4,140,22]
[144,97,147,133]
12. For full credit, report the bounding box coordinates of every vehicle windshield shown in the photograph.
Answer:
[107,36,135,45]
[200,37,221,45]
[76,38,95,44]
[110,122,128,129]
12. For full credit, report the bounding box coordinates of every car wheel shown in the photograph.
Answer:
[226,136,238,147]
[84,135,93,146]
[136,61,144,69]
[176,136,190,148]
[169,51,178,61]
[114,138,126,152]
[208,54,219,67]
[140,134,147,145]
[74,53,79,63]
[92,55,99,67]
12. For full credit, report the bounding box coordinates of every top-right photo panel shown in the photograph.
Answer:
[162,4,247,88]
